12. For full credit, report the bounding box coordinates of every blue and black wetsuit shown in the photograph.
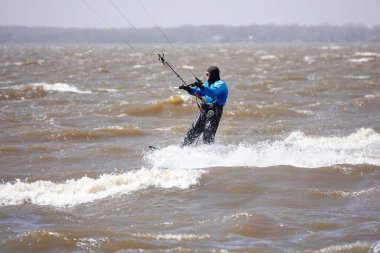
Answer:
[181,66,228,146]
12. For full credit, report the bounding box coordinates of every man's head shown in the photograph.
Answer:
[206,66,220,84]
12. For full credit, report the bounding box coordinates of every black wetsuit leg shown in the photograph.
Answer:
[203,106,223,144]
[181,106,223,147]
[181,111,207,147]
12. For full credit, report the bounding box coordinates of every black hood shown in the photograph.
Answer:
[207,66,220,85]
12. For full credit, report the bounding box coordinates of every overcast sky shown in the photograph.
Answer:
[1,0,380,28]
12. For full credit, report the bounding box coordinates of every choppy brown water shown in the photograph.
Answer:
[1,43,380,252]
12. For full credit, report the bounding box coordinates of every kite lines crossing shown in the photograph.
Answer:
[80,0,200,85]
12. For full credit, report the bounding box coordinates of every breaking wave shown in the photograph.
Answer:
[1,128,378,207]
[0,167,205,207]
[147,128,380,169]
[0,82,92,100]
[29,83,92,94]
[313,186,380,199]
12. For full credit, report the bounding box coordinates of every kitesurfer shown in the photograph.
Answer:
[179,66,228,146]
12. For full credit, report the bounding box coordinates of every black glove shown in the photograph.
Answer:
[179,85,192,92]
[190,79,204,89]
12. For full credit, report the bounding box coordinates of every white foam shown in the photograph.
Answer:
[321,186,380,199]
[2,128,379,207]
[355,52,380,57]
[12,83,92,94]
[146,128,380,169]
[320,45,344,50]
[0,167,205,207]
[348,58,373,63]
[260,55,277,60]
[344,75,370,80]
[373,241,380,253]
[38,83,92,94]
[303,56,315,64]
[178,93,193,104]
[294,109,314,115]
[316,241,371,252]
[365,93,380,99]
[181,65,194,70]
[93,88,118,93]
[132,233,210,241]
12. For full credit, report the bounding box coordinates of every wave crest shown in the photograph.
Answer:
[0,167,205,207]
[0,83,91,100]
[146,128,380,169]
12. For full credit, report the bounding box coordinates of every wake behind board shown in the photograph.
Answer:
[149,145,160,151]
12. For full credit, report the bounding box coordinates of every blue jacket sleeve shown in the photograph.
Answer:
[187,87,205,97]
[202,82,224,99]
[186,80,228,106]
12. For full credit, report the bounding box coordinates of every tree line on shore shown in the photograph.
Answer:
[1,24,379,43]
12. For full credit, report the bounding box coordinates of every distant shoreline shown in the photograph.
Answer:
[1,24,379,43]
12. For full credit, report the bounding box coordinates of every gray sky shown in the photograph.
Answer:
[1,0,380,28]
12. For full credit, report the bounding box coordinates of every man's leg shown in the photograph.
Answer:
[203,107,223,144]
[181,112,207,147]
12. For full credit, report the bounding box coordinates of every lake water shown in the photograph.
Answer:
[1,43,380,252]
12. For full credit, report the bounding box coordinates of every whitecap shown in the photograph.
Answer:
[2,129,379,207]
[92,88,118,93]
[348,58,373,63]
[10,83,92,94]
[355,52,380,57]
[343,75,370,80]
[320,45,344,50]
[0,167,205,207]
[364,93,380,99]
[181,65,194,70]
[260,55,277,60]
[132,233,210,241]
[294,109,313,115]
[40,83,92,93]
[313,241,372,253]
[145,128,380,169]
[303,56,315,64]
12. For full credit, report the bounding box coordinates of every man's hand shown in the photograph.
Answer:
[179,85,192,92]
[190,79,204,89]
